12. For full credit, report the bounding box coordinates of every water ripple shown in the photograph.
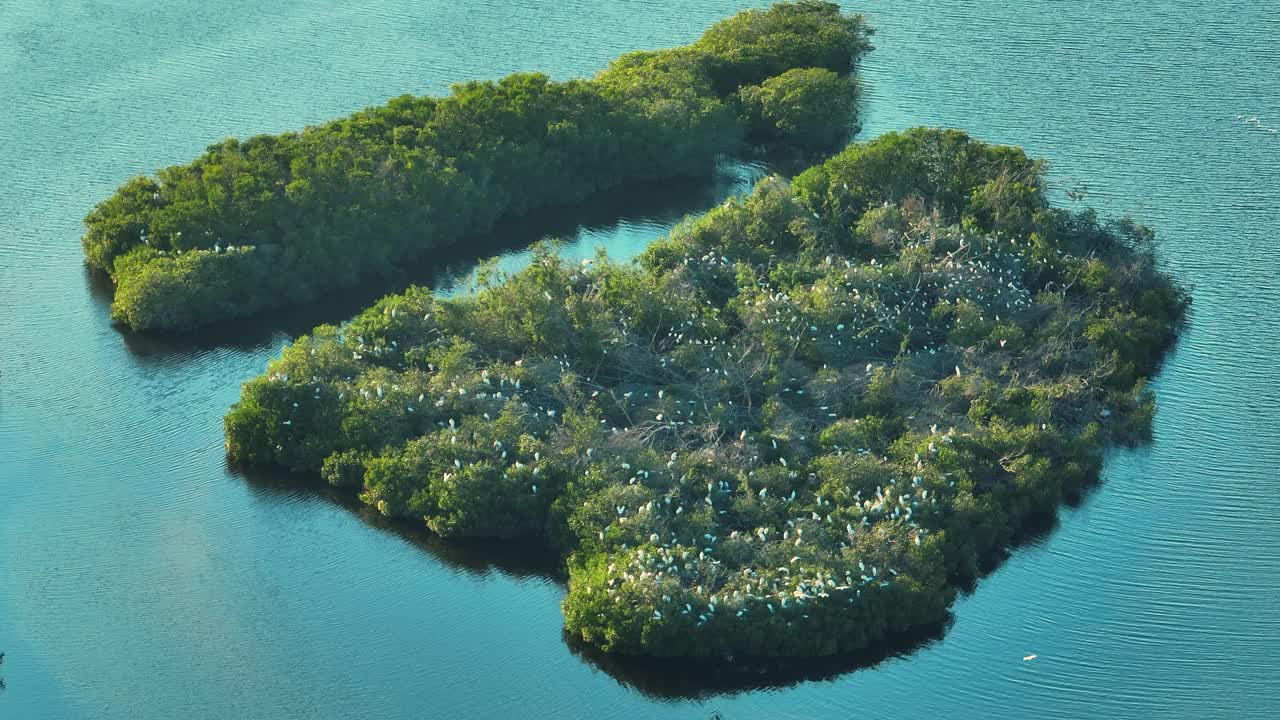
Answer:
[2,0,1279,718]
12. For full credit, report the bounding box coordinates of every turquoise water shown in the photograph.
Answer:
[2,1,1278,717]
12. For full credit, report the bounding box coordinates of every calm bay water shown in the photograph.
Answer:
[2,1,1278,717]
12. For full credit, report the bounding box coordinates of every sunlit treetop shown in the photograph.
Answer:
[83,1,872,332]
[225,128,1187,657]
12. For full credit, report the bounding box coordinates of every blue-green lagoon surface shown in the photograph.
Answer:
[1,1,1277,717]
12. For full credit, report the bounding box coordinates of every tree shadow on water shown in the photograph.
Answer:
[227,458,962,699]
[227,459,564,580]
[566,620,949,700]
[580,464,1128,699]
[224,443,1127,699]
[103,161,766,360]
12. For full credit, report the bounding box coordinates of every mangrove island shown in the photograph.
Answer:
[81,1,871,332]
[224,128,1188,657]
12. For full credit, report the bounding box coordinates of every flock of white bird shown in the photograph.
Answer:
[1237,114,1279,135]
[256,193,1090,637]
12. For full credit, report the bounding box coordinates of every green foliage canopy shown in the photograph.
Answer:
[225,128,1186,657]
[83,1,871,331]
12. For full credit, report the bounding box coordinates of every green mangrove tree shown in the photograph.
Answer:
[83,1,872,332]
[225,128,1187,657]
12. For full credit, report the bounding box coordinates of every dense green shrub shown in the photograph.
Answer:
[739,67,860,149]
[225,128,1188,657]
[84,1,872,332]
